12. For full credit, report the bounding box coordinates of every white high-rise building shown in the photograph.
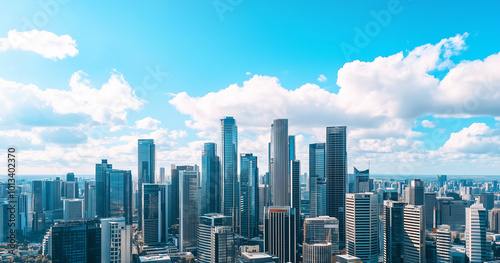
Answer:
[101,217,132,263]
[345,193,378,263]
[263,206,296,263]
[403,205,426,263]
[198,214,235,263]
[465,204,487,263]
[303,216,339,263]
[436,225,452,263]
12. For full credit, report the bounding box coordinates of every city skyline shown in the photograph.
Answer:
[1,1,500,176]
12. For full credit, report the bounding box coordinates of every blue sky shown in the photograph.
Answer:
[1,0,500,176]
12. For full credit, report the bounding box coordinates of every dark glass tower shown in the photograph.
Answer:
[96,159,112,219]
[309,143,326,218]
[201,142,220,215]
[240,153,259,239]
[270,119,289,207]
[221,117,238,232]
[138,139,156,231]
[169,165,195,228]
[325,126,347,248]
[143,183,168,244]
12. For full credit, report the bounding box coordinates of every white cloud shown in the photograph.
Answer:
[317,74,327,82]
[439,123,500,154]
[246,72,251,75]
[135,117,161,130]
[0,30,78,60]
[421,120,435,128]
[0,70,144,130]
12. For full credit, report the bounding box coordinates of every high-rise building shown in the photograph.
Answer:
[409,179,424,205]
[101,217,132,263]
[354,167,371,193]
[198,214,235,263]
[436,225,452,263]
[201,142,221,215]
[345,193,378,263]
[291,159,301,244]
[63,199,83,221]
[264,206,297,263]
[489,208,500,233]
[309,143,326,218]
[258,184,269,225]
[303,216,339,263]
[270,119,289,207]
[44,179,62,211]
[437,175,447,188]
[32,180,46,232]
[159,167,166,184]
[95,160,133,225]
[84,180,96,219]
[169,165,195,228]
[436,197,467,229]
[403,205,426,263]
[43,219,101,263]
[479,193,494,211]
[465,204,487,263]
[425,192,437,230]
[142,183,168,244]
[179,170,199,252]
[325,126,347,247]
[138,139,156,231]
[240,153,259,239]
[221,117,238,232]
[383,200,405,263]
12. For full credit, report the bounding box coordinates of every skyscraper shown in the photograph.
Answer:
[44,179,62,211]
[354,167,370,193]
[303,216,339,263]
[169,165,195,228]
[436,225,452,263]
[240,153,259,239]
[264,206,296,263]
[437,175,447,188]
[142,183,168,244]
[63,199,83,221]
[43,219,101,263]
[425,192,437,230]
[201,142,221,215]
[345,193,378,263]
[138,139,156,231]
[32,180,46,232]
[309,143,326,218]
[490,208,500,233]
[96,159,112,219]
[221,117,238,232]
[198,214,235,263]
[270,119,289,207]
[465,204,487,263]
[408,179,424,205]
[179,169,199,252]
[325,126,347,247]
[291,160,301,243]
[383,200,405,263]
[101,217,132,263]
[159,167,166,184]
[84,180,96,219]
[403,205,426,263]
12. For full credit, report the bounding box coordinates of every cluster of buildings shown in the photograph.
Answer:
[1,117,500,263]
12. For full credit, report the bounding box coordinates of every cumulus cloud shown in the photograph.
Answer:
[0,70,144,131]
[421,120,435,128]
[439,123,500,154]
[0,29,78,60]
[135,117,161,130]
[317,74,327,82]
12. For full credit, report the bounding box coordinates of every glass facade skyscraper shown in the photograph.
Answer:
[138,139,156,231]
[179,169,199,252]
[201,142,220,215]
[309,143,326,218]
[270,119,289,207]
[169,165,195,228]
[325,126,347,247]
[240,153,259,239]
[142,183,168,244]
[221,117,238,232]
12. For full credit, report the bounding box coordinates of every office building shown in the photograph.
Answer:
[303,216,339,263]
[409,179,424,205]
[436,197,467,229]
[159,167,166,184]
[240,153,259,239]
[138,139,156,231]
[96,159,112,219]
[345,193,378,263]
[270,119,289,207]
[179,170,199,252]
[264,206,297,263]
[198,214,235,263]
[169,165,195,228]
[239,252,280,263]
[201,142,221,215]
[490,208,500,233]
[309,143,326,218]
[43,219,101,263]
[436,225,452,263]
[480,193,494,211]
[32,180,46,232]
[221,117,238,232]
[437,175,447,188]
[383,200,405,263]
[84,180,96,219]
[465,204,487,263]
[101,217,132,263]
[425,192,437,230]
[63,199,83,220]
[403,205,426,263]
[354,167,371,193]
[325,126,347,247]
[291,159,301,244]
[258,184,269,225]
[44,179,62,211]
[142,183,168,244]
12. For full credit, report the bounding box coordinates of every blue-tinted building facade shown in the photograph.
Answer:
[138,139,156,231]
[201,142,220,215]
[221,117,238,231]
[240,153,259,239]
